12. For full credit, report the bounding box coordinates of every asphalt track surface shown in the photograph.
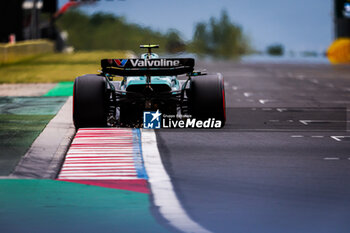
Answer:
[155,62,350,233]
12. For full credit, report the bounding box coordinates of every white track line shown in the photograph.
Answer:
[243,92,253,97]
[323,157,340,160]
[331,136,343,141]
[259,99,275,104]
[141,129,211,233]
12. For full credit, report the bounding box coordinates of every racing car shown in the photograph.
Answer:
[73,45,226,128]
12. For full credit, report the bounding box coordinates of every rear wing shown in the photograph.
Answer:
[101,58,194,76]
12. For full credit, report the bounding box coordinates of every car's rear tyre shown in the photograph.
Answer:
[73,74,107,129]
[190,74,226,127]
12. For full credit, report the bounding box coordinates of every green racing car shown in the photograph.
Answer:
[73,45,226,128]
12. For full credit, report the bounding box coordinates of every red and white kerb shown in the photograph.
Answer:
[58,128,144,180]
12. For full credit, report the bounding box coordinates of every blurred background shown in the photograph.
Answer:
[1,3,350,233]
[0,0,350,65]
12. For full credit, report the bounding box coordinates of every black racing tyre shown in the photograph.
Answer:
[73,74,107,128]
[190,74,226,126]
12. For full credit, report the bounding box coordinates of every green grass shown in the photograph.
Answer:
[0,50,131,83]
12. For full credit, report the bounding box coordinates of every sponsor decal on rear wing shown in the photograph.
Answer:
[101,58,195,76]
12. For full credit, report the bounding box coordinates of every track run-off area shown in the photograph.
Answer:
[1,61,350,233]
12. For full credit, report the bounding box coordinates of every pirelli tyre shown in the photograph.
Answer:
[190,74,226,127]
[73,74,107,128]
